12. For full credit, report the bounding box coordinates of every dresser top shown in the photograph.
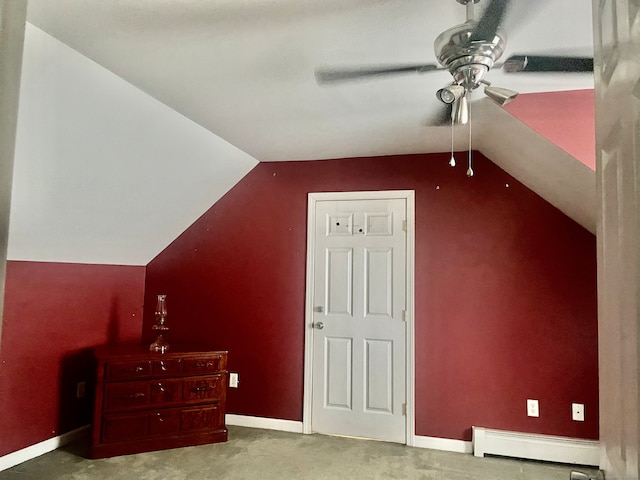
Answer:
[94,342,227,360]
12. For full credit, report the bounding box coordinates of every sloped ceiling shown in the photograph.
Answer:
[475,98,595,233]
[26,0,594,161]
[11,1,596,266]
[10,25,258,265]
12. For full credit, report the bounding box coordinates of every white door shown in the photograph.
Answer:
[593,1,640,477]
[310,196,407,443]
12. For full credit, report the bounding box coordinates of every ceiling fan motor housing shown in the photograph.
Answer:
[434,21,507,90]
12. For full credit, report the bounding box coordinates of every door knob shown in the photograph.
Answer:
[314,322,324,330]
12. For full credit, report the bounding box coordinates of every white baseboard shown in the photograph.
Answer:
[225,414,303,434]
[413,435,473,454]
[472,426,599,466]
[225,416,473,455]
[0,425,90,472]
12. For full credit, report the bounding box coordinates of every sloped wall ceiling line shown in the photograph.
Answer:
[504,89,596,171]
[0,23,258,457]
[9,24,258,266]
[474,99,596,234]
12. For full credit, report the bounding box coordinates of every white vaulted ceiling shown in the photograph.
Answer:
[9,1,596,265]
[10,24,258,265]
[26,0,594,161]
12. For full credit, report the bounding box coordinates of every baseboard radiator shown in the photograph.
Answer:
[472,426,599,466]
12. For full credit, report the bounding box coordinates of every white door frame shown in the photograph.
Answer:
[302,190,416,446]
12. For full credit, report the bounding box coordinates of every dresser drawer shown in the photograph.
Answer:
[101,411,149,443]
[153,358,184,375]
[105,375,222,412]
[101,410,181,442]
[101,405,223,443]
[183,355,223,374]
[105,360,152,381]
[149,409,181,435]
[183,375,223,402]
[150,379,182,404]
[104,381,151,412]
[181,405,224,433]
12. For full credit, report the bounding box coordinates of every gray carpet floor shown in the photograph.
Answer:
[0,426,600,479]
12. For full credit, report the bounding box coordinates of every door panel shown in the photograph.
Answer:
[364,339,393,413]
[325,337,352,410]
[364,248,393,317]
[311,198,406,443]
[326,248,352,316]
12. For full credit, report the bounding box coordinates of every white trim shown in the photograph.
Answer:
[302,190,416,446]
[413,435,473,454]
[302,191,316,435]
[0,425,89,472]
[226,414,303,434]
[404,192,415,446]
[472,426,599,466]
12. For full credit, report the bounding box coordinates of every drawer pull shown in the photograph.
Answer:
[120,365,146,374]
[159,361,168,371]
[191,386,214,393]
[194,361,215,368]
[123,392,146,399]
[156,383,165,392]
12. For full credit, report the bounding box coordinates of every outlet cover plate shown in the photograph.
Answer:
[527,399,539,417]
[572,403,585,421]
[229,373,239,388]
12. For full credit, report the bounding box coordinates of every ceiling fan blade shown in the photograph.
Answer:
[502,55,593,73]
[469,0,512,42]
[315,64,441,84]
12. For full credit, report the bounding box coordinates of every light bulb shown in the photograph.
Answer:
[440,89,456,103]
[466,167,474,177]
[449,156,456,167]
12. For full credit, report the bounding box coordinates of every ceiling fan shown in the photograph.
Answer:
[315,0,593,126]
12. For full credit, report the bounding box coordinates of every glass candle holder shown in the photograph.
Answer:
[150,294,170,353]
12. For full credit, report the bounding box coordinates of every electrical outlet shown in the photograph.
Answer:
[229,373,239,388]
[527,399,539,417]
[572,403,585,421]
[76,381,86,399]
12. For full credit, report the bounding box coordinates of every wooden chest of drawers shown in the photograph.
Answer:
[90,344,228,458]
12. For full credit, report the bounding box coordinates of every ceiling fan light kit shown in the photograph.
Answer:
[452,94,470,125]
[436,85,466,104]
[314,0,594,175]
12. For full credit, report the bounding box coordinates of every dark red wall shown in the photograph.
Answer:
[0,261,145,456]
[143,152,598,441]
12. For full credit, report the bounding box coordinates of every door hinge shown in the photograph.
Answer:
[402,310,408,322]
[402,403,407,416]
[402,220,407,232]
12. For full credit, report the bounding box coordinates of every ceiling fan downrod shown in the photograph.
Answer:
[456,0,481,22]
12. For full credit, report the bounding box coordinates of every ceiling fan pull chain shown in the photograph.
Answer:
[467,99,474,177]
[449,112,456,167]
